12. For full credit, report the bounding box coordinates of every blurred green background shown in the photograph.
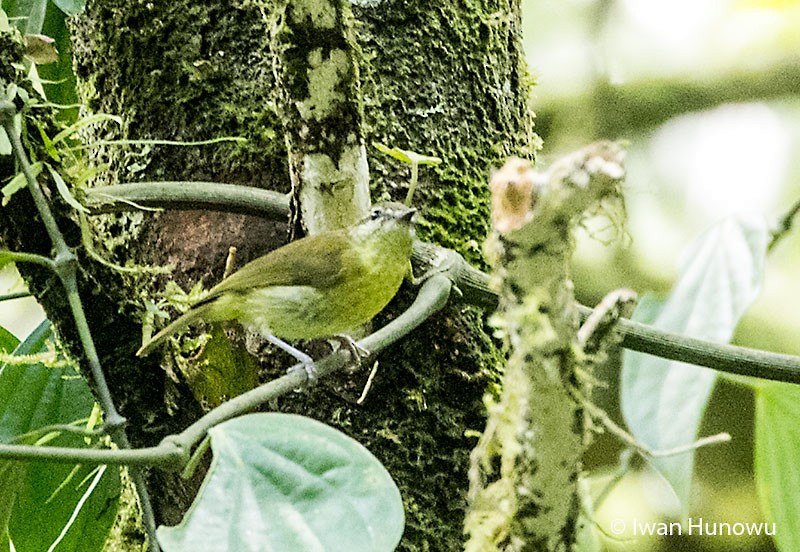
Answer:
[521,0,800,550]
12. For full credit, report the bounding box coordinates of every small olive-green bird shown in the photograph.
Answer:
[136,203,416,378]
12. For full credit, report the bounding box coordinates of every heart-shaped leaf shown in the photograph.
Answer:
[158,413,404,552]
[621,215,768,516]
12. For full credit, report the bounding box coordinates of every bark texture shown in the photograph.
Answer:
[5,0,537,549]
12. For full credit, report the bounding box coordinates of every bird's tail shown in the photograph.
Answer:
[136,302,215,357]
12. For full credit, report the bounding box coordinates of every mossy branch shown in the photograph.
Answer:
[269,0,370,236]
[465,143,627,550]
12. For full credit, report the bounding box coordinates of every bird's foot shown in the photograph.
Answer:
[289,359,318,385]
[262,333,318,385]
[329,334,370,364]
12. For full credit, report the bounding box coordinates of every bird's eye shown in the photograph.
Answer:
[370,209,382,220]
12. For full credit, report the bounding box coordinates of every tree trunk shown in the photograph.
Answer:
[8,0,537,549]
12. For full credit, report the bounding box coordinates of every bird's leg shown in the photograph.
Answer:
[329,334,370,363]
[263,333,317,383]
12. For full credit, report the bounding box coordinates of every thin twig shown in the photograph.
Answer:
[769,195,800,251]
[577,390,730,459]
[357,361,380,404]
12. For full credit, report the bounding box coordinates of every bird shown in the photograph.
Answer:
[136,202,416,381]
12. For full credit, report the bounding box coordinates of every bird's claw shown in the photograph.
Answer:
[329,334,370,363]
[289,361,318,385]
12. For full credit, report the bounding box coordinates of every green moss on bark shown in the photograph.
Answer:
[355,1,539,265]
[60,0,539,549]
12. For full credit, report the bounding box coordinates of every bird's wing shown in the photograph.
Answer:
[203,231,351,300]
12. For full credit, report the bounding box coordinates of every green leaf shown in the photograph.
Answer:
[0,252,15,270]
[1,162,41,206]
[50,0,85,16]
[46,163,88,213]
[51,113,122,145]
[11,460,118,552]
[0,320,54,442]
[23,33,58,64]
[4,0,47,34]
[0,113,21,156]
[1,172,27,206]
[755,383,800,552]
[36,1,79,121]
[0,321,120,551]
[0,7,11,32]
[372,142,442,166]
[0,326,18,354]
[37,124,60,162]
[158,413,405,552]
[0,128,10,156]
[0,462,25,552]
[621,215,769,516]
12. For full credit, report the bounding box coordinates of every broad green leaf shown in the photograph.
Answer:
[0,320,54,442]
[0,321,119,552]
[12,459,118,552]
[36,1,79,121]
[0,461,26,552]
[755,383,800,552]
[621,215,769,516]
[0,323,44,551]
[158,413,405,552]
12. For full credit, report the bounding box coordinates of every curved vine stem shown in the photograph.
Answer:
[0,101,160,552]
[84,179,800,385]
[0,274,451,466]
[4,126,800,548]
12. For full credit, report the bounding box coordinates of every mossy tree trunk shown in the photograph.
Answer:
[13,0,536,549]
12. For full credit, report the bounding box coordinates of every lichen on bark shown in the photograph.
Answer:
[465,143,626,551]
[270,0,370,237]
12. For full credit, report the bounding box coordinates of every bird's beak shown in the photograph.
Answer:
[398,207,416,223]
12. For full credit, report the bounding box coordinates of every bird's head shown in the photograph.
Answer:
[350,202,416,253]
